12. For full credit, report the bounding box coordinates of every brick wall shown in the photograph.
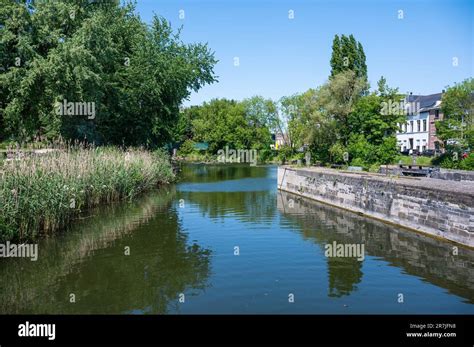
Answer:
[428,109,443,150]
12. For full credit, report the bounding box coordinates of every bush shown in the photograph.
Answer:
[460,153,474,170]
[258,148,276,163]
[178,139,197,156]
[347,134,376,164]
[432,152,458,169]
[375,137,398,165]
[277,146,295,164]
[349,157,367,168]
[329,143,347,164]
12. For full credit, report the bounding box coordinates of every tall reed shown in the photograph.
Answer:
[0,147,174,241]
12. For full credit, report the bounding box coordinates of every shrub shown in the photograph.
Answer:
[432,151,474,170]
[178,139,197,156]
[329,143,347,164]
[460,153,474,170]
[277,146,295,164]
[258,148,276,163]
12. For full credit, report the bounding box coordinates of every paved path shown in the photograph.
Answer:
[282,166,474,196]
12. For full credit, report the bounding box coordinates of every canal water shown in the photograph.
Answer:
[1,165,473,314]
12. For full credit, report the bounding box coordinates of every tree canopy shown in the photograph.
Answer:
[330,34,367,83]
[437,78,474,150]
[0,0,217,146]
[186,97,274,153]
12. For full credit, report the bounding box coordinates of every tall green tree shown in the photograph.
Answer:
[0,0,217,146]
[329,34,367,83]
[310,70,368,146]
[329,35,342,77]
[437,78,474,150]
[346,77,403,165]
[241,96,279,131]
[191,98,273,153]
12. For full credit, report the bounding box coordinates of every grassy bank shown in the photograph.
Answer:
[0,147,174,242]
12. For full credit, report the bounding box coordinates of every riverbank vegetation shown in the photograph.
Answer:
[0,2,472,243]
[0,1,216,241]
[175,97,277,163]
[0,146,174,241]
[0,0,216,147]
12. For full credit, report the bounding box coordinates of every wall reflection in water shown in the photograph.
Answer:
[277,190,474,303]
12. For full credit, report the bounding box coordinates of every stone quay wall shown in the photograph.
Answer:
[278,166,474,247]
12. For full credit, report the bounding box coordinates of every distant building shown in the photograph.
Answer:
[273,132,289,150]
[396,92,444,153]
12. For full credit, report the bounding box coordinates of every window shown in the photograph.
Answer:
[417,120,421,132]
[410,121,414,132]
[423,119,427,132]
[422,145,426,151]
[435,110,439,119]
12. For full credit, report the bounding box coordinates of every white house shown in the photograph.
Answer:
[396,93,443,153]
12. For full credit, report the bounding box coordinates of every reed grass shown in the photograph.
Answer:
[0,146,174,241]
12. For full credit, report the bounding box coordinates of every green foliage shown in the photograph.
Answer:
[346,134,397,167]
[437,78,474,151]
[375,136,398,164]
[432,151,474,170]
[347,134,376,164]
[259,148,276,163]
[174,107,200,143]
[241,96,279,132]
[349,157,366,168]
[460,153,474,170]
[178,139,196,156]
[394,155,432,166]
[330,34,367,83]
[299,71,367,163]
[328,142,346,164]
[186,97,273,154]
[0,0,217,146]
[294,70,401,167]
[279,89,322,150]
[0,146,174,241]
[276,145,295,164]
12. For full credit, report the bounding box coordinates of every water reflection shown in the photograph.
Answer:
[277,190,474,303]
[179,163,269,183]
[0,187,211,314]
[178,164,277,224]
[1,164,473,314]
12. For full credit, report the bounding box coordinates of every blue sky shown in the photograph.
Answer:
[134,0,473,106]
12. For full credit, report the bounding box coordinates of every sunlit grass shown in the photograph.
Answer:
[395,155,433,166]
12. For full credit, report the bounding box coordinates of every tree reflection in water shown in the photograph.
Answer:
[278,190,474,303]
[0,187,211,314]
